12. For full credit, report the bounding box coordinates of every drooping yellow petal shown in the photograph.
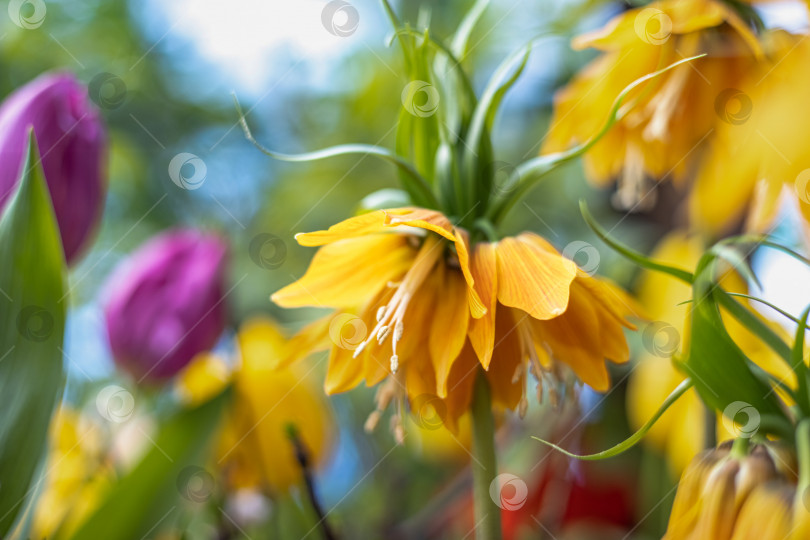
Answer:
[452,227,486,318]
[324,342,364,394]
[486,307,525,411]
[272,234,414,309]
[430,266,471,398]
[383,209,485,316]
[495,234,577,321]
[295,208,412,246]
[532,284,610,392]
[468,243,498,369]
[280,316,332,369]
[573,0,727,51]
[439,343,479,433]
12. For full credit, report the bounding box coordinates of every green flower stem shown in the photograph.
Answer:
[797,419,810,494]
[470,371,502,540]
[730,436,750,459]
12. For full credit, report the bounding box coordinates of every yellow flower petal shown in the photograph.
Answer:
[532,284,610,392]
[468,243,498,369]
[430,266,471,398]
[495,234,576,321]
[295,208,411,246]
[272,234,414,309]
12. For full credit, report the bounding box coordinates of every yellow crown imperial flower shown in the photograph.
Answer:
[272,207,639,435]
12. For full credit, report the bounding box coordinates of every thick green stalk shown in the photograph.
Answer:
[470,371,502,540]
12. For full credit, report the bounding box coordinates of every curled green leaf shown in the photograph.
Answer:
[532,379,694,460]
[234,95,439,209]
[579,200,694,283]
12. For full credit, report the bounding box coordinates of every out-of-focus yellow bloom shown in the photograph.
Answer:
[690,30,810,238]
[544,0,763,210]
[271,208,638,435]
[177,317,334,494]
[627,231,794,474]
[31,408,115,539]
[666,442,806,540]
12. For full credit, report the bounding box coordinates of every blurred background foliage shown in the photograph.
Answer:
[9,0,799,537]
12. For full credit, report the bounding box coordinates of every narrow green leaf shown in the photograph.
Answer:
[0,131,66,536]
[450,0,490,59]
[791,307,810,416]
[488,54,706,223]
[682,257,792,439]
[579,200,694,283]
[234,96,438,208]
[532,379,694,460]
[68,388,232,540]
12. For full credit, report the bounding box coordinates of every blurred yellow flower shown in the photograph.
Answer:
[177,317,334,494]
[689,30,810,238]
[627,231,795,475]
[31,408,115,540]
[544,0,762,206]
[272,207,638,436]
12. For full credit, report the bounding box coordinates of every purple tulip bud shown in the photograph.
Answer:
[0,72,106,264]
[103,229,228,382]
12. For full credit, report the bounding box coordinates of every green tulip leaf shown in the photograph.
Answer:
[0,131,67,536]
[69,388,232,540]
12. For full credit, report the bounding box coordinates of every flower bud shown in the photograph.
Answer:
[666,442,787,540]
[0,73,106,264]
[103,229,227,381]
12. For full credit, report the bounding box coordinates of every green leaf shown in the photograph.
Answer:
[681,256,792,439]
[488,54,706,224]
[579,200,694,283]
[234,96,438,208]
[0,132,67,536]
[450,0,489,59]
[533,379,694,460]
[68,388,232,540]
[357,188,411,212]
[791,307,810,416]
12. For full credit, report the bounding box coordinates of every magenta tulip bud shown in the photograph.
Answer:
[103,229,228,382]
[0,72,106,264]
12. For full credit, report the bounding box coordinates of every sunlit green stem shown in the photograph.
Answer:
[797,419,810,494]
[470,371,502,540]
